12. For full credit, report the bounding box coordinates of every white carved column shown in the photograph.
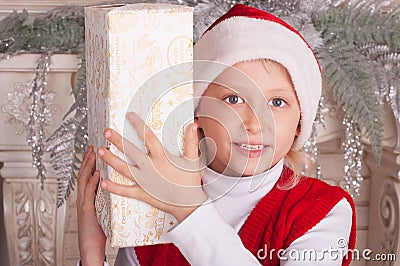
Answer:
[1,152,66,266]
[0,54,79,266]
[365,102,400,265]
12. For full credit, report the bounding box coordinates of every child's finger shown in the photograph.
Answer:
[100,179,141,199]
[184,123,199,160]
[126,112,163,158]
[81,146,92,169]
[77,151,96,196]
[85,171,100,202]
[97,148,136,179]
[103,128,147,166]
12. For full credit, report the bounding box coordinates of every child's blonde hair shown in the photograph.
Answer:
[281,149,315,189]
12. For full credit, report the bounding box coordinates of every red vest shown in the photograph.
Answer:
[134,166,356,265]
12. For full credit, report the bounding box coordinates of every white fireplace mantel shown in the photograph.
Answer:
[0,54,78,266]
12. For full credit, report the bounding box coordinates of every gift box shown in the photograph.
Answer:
[85,3,193,247]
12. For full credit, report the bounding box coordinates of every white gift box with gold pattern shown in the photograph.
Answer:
[85,3,193,247]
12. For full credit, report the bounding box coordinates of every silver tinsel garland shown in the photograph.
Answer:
[342,115,364,196]
[46,87,88,207]
[27,52,51,188]
[2,0,399,204]
[359,43,400,123]
[302,98,326,179]
[0,37,14,52]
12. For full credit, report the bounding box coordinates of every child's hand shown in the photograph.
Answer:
[76,146,106,265]
[98,112,207,223]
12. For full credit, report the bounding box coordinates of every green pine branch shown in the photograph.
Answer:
[312,1,400,163]
[0,6,85,54]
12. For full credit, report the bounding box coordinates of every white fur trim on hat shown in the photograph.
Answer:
[194,13,322,150]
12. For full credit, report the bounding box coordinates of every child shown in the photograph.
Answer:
[77,4,356,266]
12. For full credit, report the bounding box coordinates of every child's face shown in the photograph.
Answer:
[196,60,300,176]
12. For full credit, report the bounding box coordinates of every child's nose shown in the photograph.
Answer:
[241,105,273,135]
[243,110,262,134]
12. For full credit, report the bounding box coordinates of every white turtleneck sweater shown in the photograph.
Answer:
[113,160,352,265]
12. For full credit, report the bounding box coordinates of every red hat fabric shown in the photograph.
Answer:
[194,4,322,150]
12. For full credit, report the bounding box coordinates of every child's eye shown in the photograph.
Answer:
[223,95,244,104]
[269,98,287,108]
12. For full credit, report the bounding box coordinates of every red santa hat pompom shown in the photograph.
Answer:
[194,4,322,150]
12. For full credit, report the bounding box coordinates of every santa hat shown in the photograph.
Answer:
[194,4,322,150]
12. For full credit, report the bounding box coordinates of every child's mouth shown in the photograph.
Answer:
[238,143,265,150]
[233,143,270,158]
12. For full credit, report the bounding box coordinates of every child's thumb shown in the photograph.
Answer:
[183,123,199,160]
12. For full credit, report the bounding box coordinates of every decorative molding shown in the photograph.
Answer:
[3,177,64,266]
[14,183,34,265]
[14,182,57,266]
[1,81,59,135]
[366,147,400,264]
[379,183,399,259]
